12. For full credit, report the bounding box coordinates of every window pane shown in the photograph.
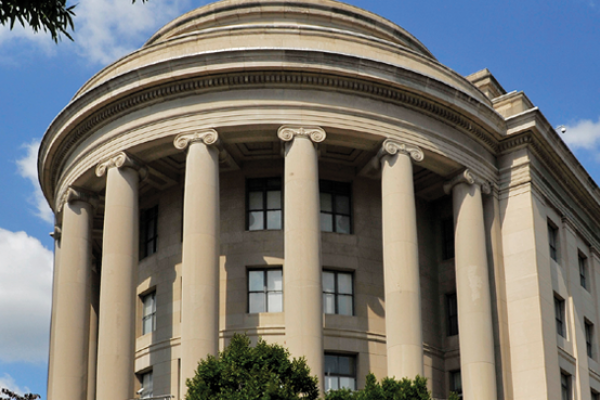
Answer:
[249,271,264,291]
[143,317,153,335]
[267,270,283,291]
[249,293,265,313]
[323,272,335,293]
[339,377,355,390]
[324,355,338,374]
[338,356,354,375]
[267,191,281,209]
[338,273,352,294]
[267,292,283,312]
[146,219,155,240]
[338,295,353,316]
[324,293,336,314]
[325,376,338,392]
[249,192,263,210]
[249,211,264,231]
[266,211,282,230]
[321,193,333,212]
[335,195,351,215]
[143,294,155,315]
[335,216,351,234]
[321,213,333,232]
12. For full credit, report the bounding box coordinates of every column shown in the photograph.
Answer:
[47,225,61,400]
[444,170,497,400]
[95,152,144,400]
[278,126,325,392]
[48,188,96,400]
[174,130,221,394]
[377,139,424,379]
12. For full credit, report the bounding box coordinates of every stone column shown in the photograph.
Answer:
[377,139,424,379]
[174,130,221,394]
[444,170,497,400]
[46,225,61,400]
[278,126,326,392]
[47,188,97,400]
[95,152,145,400]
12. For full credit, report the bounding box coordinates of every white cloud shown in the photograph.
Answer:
[0,373,30,395]
[16,140,54,225]
[0,228,53,364]
[563,118,600,152]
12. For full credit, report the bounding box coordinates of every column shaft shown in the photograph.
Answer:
[180,140,220,391]
[381,151,423,378]
[96,165,139,400]
[452,181,497,400]
[282,132,324,391]
[48,199,93,400]
[46,227,61,400]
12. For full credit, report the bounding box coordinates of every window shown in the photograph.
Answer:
[449,370,462,399]
[248,269,283,313]
[324,354,356,392]
[442,218,455,260]
[247,178,282,231]
[580,254,589,290]
[140,371,153,399]
[548,222,558,262]
[140,205,158,258]
[320,180,352,234]
[555,296,565,337]
[586,320,594,358]
[446,293,459,336]
[592,391,599,400]
[142,292,156,335]
[323,271,353,316]
[561,372,571,400]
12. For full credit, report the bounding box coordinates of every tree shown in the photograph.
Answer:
[325,373,432,400]
[185,334,319,400]
[0,388,40,400]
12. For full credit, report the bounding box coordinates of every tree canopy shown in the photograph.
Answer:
[0,389,40,400]
[325,373,433,400]
[0,0,75,41]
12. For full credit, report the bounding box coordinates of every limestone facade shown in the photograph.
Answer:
[40,1,600,399]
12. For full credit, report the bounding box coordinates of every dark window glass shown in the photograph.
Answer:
[324,354,356,392]
[442,218,455,260]
[592,391,599,400]
[323,271,353,316]
[320,180,352,234]
[450,370,462,399]
[586,320,594,358]
[247,178,282,231]
[548,223,558,262]
[140,205,158,259]
[580,254,589,290]
[555,296,565,337]
[248,269,283,313]
[447,293,459,336]
[561,372,571,400]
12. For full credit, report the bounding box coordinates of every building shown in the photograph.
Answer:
[39,1,600,399]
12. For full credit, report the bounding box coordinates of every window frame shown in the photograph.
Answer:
[446,293,459,337]
[586,319,594,359]
[323,270,354,316]
[319,180,353,234]
[548,222,559,262]
[561,372,571,400]
[324,353,357,392]
[141,291,157,336]
[555,295,566,338]
[246,177,283,231]
[140,205,159,259]
[139,370,153,399]
[449,370,462,399]
[247,268,284,313]
[580,253,589,290]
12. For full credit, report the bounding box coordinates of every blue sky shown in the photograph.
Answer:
[0,0,599,396]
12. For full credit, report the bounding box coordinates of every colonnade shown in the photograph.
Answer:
[47,126,498,400]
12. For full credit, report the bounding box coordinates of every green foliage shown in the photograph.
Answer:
[448,392,461,400]
[0,388,40,400]
[185,334,319,400]
[325,373,432,400]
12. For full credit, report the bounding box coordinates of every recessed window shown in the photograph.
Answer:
[248,269,283,313]
[580,254,589,290]
[449,370,462,399]
[555,295,566,337]
[442,218,455,260]
[139,371,153,399]
[561,372,571,400]
[592,391,599,400]
[320,180,352,234]
[323,270,353,316]
[324,354,356,392]
[446,293,459,336]
[548,222,559,262]
[140,206,158,259]
[586,320,594,358]
[142,292,156,335]
[247,178,282,231]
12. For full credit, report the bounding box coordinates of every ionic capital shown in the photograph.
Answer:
[173,129,220,150]
[58,187,99,212]
[377,139,424,165]
[443,169,491,195]
[50,225,62,240]
[277,126,326,144]
[95,152,147,179]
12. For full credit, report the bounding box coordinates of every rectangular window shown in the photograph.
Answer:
[320,180,352,234]
[142,292,156,335]
[592,391,599,400]
[555,295,565,337]
[580,254,589,290]
[450,370,462,399]
[248,269,283,313]
[324,354,356,392]
[323,270,353,316]
[442,218,455,260]
[140,371,153,399]
[446,293,459,336]
[140,205,158,258]
[561,372,571,400]
[247,178,282,231]
[586,320,594,358]
[548,222,558,262]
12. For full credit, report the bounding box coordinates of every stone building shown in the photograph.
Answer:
[40,1,600,399]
